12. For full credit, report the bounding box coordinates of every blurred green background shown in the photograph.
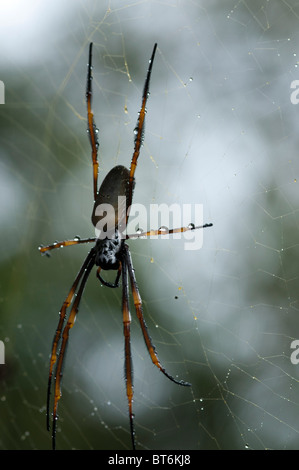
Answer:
[1,0,299,450]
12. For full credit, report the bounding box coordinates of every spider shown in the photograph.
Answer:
[39,42,212,450]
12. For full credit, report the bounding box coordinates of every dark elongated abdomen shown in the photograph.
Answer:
[91,165,134,237]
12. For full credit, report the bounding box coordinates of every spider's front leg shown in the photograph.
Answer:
[86,42,99,202]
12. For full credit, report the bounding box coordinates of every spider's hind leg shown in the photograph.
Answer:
[123,243,191,388]
[47,249,96,449]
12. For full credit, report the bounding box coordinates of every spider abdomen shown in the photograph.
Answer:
[91,165,134,238]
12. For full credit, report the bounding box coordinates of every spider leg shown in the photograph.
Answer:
[86,42,99,202]
[127,43,158,218]
[46,248,96,431]
[39,236,97,255]
[123,243,191,387]
[126,222,213,239]
[48,249,95,450]
[96,264,121,288]
[121,256,136,450]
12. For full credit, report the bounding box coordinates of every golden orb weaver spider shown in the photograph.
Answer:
[39,42,213,450]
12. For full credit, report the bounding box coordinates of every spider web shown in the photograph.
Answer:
[1,0,299,451]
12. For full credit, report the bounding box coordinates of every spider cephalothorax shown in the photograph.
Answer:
[94,232,122,270]
[39,42,212,450]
